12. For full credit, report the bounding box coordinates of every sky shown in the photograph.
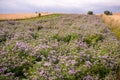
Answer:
[0,0,120,14]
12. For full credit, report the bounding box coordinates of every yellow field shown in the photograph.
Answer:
[0,12,52,20]
[101,14,120,39]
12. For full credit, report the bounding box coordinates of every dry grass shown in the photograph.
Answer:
[0,12,52,20]
[101,14,120,39]
[0,13,38,20]
[113,12,120,15]
[40,12,53,16]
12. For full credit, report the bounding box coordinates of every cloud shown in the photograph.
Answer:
[0,0,120,13]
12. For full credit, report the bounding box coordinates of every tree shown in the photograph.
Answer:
[104,10,112,15]
[38,13,41,17]
[87,11,93,15]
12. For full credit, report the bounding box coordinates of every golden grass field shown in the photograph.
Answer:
[0,12,52,20]
[101,13,120,39]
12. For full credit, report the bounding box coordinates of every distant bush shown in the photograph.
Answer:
[38,13,41,17]
[104,10,112,15]
[87,11,93,15]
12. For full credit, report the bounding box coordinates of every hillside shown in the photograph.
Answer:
[0,14,120,80]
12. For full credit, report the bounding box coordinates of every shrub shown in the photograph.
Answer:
[84,34,103,46]
[104,10,112,15]
[87,11,93,15]
[38,13,41,17]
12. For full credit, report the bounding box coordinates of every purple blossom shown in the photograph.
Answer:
[78,41,88,48]
[54,65,60,72]
[41,45,51,49]
[0,67,7,73]
[65,63,70,66]
[40,70,44,75]
[86,61,92,68]
[43,62,51,67]
[68,69,76,75]
[16,42,29,51]
[71,60,78,65]
[5,72,13,76]
[50,50,56,54]
[0,50,7,54]
[52,43,59,47]
[0,47,7,54]
[33,45,42,53]
[102,56,109,60]
[15,77,19,80]
[24,72,28,76]
[83,75,93,80]
[80,52,87,57]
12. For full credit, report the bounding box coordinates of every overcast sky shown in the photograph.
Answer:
[0,0,120,13]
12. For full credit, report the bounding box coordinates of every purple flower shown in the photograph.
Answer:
[16,42,29,51]
[54,65,60,72]
[15,77,19,80]
[80,52,87,57]
[24,72,28,76]
[5,72,13,76]
[41,45,51,49]
[40,70,44,75]
[1,47,7,54]
[0,67,7,73]
[33,45,42,53]
[52,43,59,47]
[1,50,7,54]
[50,50,56,54]
[86,61,92,68]
[68,69,76,75]
[79,41,88,48]
[102,56,108,60]
[83,75,93,80]
[71,60,78,65]
[43,62,51,67]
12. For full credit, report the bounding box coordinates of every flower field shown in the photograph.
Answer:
[0,14,120,80]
